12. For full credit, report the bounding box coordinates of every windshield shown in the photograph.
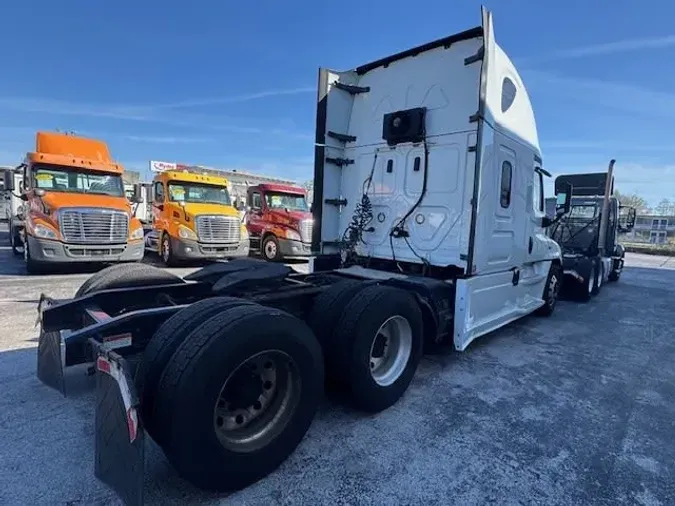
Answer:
[567,204,598,220]
[168,182,231,205]
[264,191,308,211]
[33,165,125,197]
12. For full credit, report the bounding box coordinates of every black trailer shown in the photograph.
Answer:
[546,162,636,301]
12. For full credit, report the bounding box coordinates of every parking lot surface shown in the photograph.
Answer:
[0,225,673,506]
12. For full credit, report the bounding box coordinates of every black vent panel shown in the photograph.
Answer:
[382,107,426,146]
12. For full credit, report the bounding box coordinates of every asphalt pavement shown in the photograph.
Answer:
[0,224,673,506]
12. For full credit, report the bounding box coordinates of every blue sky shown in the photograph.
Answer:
[1,0,674,207]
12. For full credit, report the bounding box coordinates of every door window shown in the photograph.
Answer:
[500,161,512,208]
[153,182,165,203]
[533,169,544,213]
[251,192,262,209]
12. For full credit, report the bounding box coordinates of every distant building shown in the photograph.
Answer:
[627,214,675,244]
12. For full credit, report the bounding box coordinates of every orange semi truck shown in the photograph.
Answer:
[1,131,145,273]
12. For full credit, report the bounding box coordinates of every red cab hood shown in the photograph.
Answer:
[267,208,311,225]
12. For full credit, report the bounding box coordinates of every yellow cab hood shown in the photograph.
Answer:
[180,202,239,218]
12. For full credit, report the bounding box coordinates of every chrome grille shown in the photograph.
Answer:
[59,208,129,244]
[196,215,241,243]
[300,219,313,243]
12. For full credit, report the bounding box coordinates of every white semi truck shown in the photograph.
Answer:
[34,7,570,504]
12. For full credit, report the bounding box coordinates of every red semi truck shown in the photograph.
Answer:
[244,183,313,261]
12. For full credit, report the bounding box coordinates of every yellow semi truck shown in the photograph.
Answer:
[145,168,249,265]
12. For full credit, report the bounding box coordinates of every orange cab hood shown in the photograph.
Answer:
[40,192,130,213]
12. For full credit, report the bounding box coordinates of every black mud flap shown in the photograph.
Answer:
[94,346,145,506]
[37,328,66,395]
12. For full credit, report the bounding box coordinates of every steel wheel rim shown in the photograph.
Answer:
[588,267,595,294]
[548,273,559,307]
[213,350,301,453]
[162,237,170,262]
[369,315,413,387]
[264,240,276,259]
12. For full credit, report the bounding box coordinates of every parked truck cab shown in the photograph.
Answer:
[245,183,313,261]
[34,8,573,504]
[547,166,636,300]
[147,169,250,266]
[2,132,144,273]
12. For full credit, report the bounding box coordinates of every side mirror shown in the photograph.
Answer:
[130,183,143,204]
[555,182,573,216]
[619,206,636,232]
[34,188,46,197]
[2,170,14,192]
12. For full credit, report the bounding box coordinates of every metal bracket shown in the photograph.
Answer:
[324,198,348,206]
[464,46,484,66]
[327,131,357,143]
[469,112,480,123]
[326,157,355,167]
[333,82,370,94]
[467,145,477,153]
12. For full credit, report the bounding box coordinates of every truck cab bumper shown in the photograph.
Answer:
[27,236,145,263]
[277,238,312,257]
[171,237,250,260]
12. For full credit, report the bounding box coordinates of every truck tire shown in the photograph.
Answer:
[535,263,561,316]
[609,259,622,282]
[161,233,178,267]
[307,279,366,382]
[24,239,48,275]
[576,262,595,302]
[75,263,182,298]
[137,296,256,445]
[262,235,281,262]
[592,259,603,296]
[307,279,365,348]
[155,304,323,492]
[331,285,423,413]
[9,222,22,256]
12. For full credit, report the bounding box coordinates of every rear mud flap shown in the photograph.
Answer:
[37,329,66,395]
[94,347,145,506]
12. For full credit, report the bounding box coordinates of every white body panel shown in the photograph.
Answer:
[313,7,562,351]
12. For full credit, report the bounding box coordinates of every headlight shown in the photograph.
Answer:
[130,227,144,240]
[178,225,198,240]
[286,229,301,241]
[33,224,58,239]
[240,225,249,241]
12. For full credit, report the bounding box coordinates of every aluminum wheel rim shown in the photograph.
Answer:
[588,267,595,294]
[264,240,276,259]
[369,315,413,387]
[213,350,301,453]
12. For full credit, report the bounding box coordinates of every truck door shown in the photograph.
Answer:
[246,189,264,244]
[151,181,168,231]
[467,8,528,274]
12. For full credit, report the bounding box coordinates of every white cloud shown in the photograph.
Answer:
[122,135,214,144]
[0,86,315,139]
[542,140,675,152]
[518,34,675,65]
[522,70,675,121]
[149,87,315,109]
